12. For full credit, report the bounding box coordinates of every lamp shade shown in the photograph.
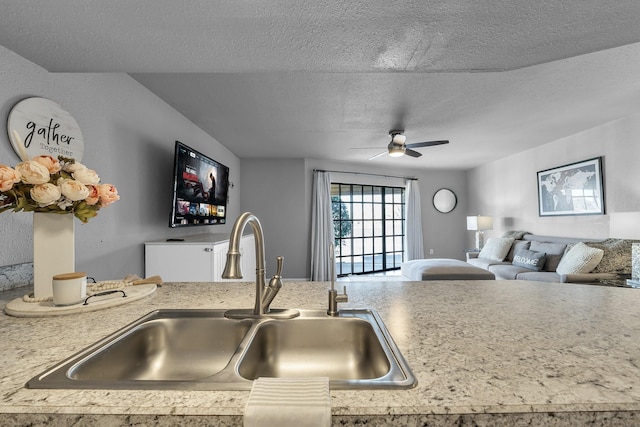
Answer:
[466,216,493,231]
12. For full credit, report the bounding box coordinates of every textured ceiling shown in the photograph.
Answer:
[1,0,640,169]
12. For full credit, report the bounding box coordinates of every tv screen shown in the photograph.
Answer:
[169,141,229,227]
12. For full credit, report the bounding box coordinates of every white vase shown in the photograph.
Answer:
[33,212,75,299]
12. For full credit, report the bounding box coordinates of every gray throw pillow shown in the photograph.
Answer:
[506,240,531,262]
[529,241,567,272]
[512,249,547,271]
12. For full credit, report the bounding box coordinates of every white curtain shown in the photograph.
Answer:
[310,171,334,281]
[405,179,425,261]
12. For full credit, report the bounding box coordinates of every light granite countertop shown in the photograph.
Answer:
[1,279,640,426]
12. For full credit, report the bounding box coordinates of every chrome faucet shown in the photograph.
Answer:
[222,212,297,319]
[327,241,348,316]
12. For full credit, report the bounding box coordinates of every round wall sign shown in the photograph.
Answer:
[7,97,84,161]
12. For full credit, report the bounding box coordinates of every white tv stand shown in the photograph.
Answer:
[144,233,255,282]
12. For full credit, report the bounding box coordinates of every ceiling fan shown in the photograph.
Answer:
[363,131,449,160]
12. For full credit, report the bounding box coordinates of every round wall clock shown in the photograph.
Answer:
[7,97,84,161]
[433,188,457,213]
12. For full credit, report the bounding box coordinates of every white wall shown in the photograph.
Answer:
[467,114,640,244]
[0,45,240,280]
[241,157,468,279]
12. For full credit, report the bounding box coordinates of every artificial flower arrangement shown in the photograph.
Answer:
[0,155,119,223]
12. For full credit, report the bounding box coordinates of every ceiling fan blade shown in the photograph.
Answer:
[406,140,449,149]
[368,151,388,160]
[404,148,422,158]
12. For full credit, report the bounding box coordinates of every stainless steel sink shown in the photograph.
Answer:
[27,309,416,390]
[239,318,392,382]
[69,316,252,381]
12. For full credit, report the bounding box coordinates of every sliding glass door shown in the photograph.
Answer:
[331,183,405,276]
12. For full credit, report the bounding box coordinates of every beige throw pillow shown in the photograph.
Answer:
[478,237,515,262]
[556,242,604,275]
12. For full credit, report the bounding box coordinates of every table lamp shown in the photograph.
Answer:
[467,216,493,250]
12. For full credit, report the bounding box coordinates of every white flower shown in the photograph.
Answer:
[73,167,100,185]
[59,179,90,201]
[62,161,86,174]
[30,183,61,205]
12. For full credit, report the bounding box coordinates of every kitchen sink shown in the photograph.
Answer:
[68,316,252,381]
[238,318,391,381]
[27,309,416,390]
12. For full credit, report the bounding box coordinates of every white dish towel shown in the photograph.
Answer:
[244,377,331,427]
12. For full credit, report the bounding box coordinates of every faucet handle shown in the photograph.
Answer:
[273,256,284,278]
[336,285,348,303]
[263,256,284,311]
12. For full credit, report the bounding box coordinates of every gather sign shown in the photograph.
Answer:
[7,97,85,161]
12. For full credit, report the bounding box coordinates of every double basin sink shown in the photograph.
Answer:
[27,308,416,390]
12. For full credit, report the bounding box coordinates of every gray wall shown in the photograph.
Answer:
[466,114,640,245]
[0,44,240,280]
[241,157,468,279]
[239,159,308,279]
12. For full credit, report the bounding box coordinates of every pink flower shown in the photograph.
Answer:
[0,165,21,192]
[97,184,120,207]
[32,155,61,174]
[85,185,100,205]
[15,160,50,185]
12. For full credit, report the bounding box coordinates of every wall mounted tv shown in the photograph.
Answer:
[169,140,229,227]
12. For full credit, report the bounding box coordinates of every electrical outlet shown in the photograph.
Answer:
[429,249,434,255]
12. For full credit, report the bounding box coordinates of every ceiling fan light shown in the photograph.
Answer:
[388,146,405,157]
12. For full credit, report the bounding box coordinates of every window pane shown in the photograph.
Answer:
[383,219,391,234]
[393,204,403,219]
[364,255,374,271]
[372,204,383,220]
[385,204,394,219]
[363,237,374,254]
[373,187,382,203]
[352,185,363,202]
[352,238,363,255]
[352,220,359,237]
[374,237,383,253]
[352,203,363,219]
[385,236,395,251]
[385,190,394,203]
[352,256,364,274]
[373,253,384,270]
[362,186,373,202]
[334,221,353,239]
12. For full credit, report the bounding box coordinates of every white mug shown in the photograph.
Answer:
[52,272,87,306]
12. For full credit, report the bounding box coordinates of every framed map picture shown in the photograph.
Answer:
[537,157,605,217]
